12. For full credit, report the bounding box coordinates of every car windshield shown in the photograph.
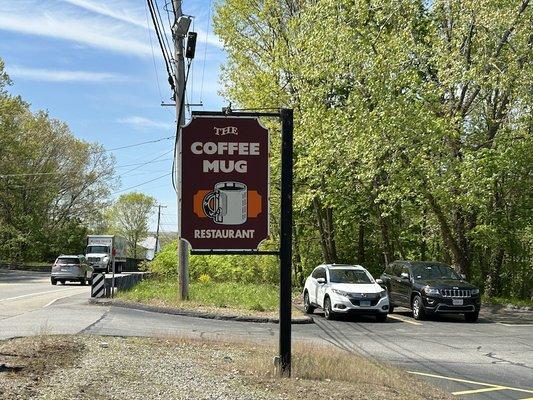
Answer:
[86,245,109,254]
[329,269,372,284]
[56,258,80,265]
[412,264,461,280]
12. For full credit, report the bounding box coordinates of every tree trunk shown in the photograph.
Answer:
[357,220,365,264]
[378,212,394,264]
[312,197,338,263]
[424,191,470,276]
[292,224,304,286]
[486,248,505,298]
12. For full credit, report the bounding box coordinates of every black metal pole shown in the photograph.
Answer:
[279,108,293,377]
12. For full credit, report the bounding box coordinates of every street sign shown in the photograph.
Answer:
[179,115,269,251]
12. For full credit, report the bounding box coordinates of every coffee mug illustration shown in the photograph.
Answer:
[202,181,248,225]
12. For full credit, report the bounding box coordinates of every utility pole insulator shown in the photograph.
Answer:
[186,32,197,59]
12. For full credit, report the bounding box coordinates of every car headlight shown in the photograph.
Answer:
[331,288,349,297]
[471,288,480,295]
[379,290,388,298]
[424,286,439,296]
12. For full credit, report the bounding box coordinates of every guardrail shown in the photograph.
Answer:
[91,272,149,298]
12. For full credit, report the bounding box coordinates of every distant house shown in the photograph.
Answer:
[139,236,158,261]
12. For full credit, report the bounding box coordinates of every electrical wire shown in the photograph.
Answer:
[102,135,174,152]
[199,0,213,104]
[119,149,173,176]
[111,172,172,195]
[154,0,174,67]
[115,158,172,169]
[145,0,169,108]
[147,0,175,92]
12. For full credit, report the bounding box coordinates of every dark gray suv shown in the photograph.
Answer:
[380,260,481,322]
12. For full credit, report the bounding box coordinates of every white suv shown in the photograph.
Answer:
[303,264,389,322]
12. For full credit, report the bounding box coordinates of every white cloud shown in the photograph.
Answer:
[61,0,223,48]
[0,1,152,56]
[7,65,128,83]
[61,0,148,29]
[117,116,173,130]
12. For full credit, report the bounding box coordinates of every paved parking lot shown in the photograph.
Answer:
[1,269,532,399]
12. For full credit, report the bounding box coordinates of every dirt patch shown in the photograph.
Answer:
[0,335,450,400]
[0,336,83,399]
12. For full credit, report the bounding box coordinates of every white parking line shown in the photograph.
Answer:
[388,314,422,325]
[497,322,533,327]
[0,288,76,303]
[408,371,533,395]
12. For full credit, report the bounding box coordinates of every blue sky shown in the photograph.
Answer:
[0,0,227,232]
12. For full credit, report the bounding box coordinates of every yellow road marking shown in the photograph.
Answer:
[388,314,422,325]
[408,371,533,395]
[452,386,506,395]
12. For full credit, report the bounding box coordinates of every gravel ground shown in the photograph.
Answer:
[0,335,450,400]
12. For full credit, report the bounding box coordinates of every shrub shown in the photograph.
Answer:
[146,240,280,284]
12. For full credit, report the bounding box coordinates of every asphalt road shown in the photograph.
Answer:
[1,269,532,400]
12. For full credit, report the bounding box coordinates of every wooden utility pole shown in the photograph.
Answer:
[155,204,167,254]
[172,0,190,300]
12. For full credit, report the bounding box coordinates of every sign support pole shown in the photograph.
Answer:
[279,108,293,377]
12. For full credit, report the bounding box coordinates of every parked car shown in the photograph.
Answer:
[303,264,390,321]
[51,255,93,285]
[379,260,481,322]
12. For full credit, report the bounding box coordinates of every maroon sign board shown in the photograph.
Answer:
[179,116,269,251]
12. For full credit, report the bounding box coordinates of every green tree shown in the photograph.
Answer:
[214,0,532,298]
[0,59,116,262]
[108,192,156,259]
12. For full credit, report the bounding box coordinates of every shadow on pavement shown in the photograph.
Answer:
[0,269,50,284]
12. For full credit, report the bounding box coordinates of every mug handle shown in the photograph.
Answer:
[202,191,219,219]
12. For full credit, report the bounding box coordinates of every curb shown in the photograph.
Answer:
[89,298,314,324]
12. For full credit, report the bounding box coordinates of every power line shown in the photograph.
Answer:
[119,149,173,176]
[145,0,166,104]
[102,135,173,152]
[154,0,174,68]
[116,158,172,169]
[200,1,212,104]
[147,0,175,93]
[111,172,172,195]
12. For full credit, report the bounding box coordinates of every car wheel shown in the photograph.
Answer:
[80,278,86,286]
[464,311,479,323]
[376,313,387,322]
[412,295,426,320]
[324,297,336,320]
[388,305,395,314]
[51,278,57,285]
[303,291,315,314]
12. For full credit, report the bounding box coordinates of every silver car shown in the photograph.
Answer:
[51,255,93,285]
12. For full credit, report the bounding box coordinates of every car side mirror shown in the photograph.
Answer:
[460,274,466,280]
[375,278,383,285]
[316,278,326,284]
[400,272,409,280]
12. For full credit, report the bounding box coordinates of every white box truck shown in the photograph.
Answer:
[85,235,127,274]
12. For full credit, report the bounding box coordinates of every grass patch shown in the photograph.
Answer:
[117,277,280,312]
[483,296,533,308]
